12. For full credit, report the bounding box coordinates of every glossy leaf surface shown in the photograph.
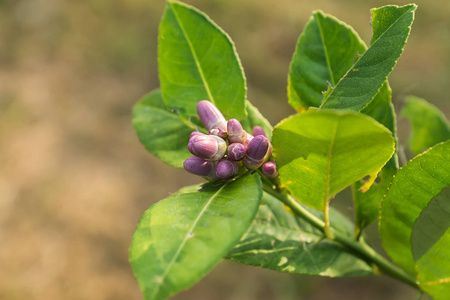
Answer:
[272,111,395,210]
[132,89,194,168]
[241,100,273,138]
[130,174,262,300]
[227,192,373,277]
[286,7,399,228]
[320,4,416,111]
[401,96,450,154]
[380,141,450,274]
[158,1,246,121]
[288,10,366,110]
[353,83,399,230]
[411,186,450,300]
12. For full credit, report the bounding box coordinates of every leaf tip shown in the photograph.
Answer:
[312,9,325,17]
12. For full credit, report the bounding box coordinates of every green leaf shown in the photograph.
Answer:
[320,4,416,111]
[241,100,273,138]
[129,174,262,300]
[401,96,450,155]
[412,186,450,300]
[411,186,450,261]
[132,89,195,168]
[352,82,399,231]
[352,167,396,233]
[227,192,373,277]
[286,7,400,228]
[272,111,395,211]
[380,141,450,274]
[288,10,366,110]
[158,0,246,121]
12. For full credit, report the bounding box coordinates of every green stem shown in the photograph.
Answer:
[262,184,419,289]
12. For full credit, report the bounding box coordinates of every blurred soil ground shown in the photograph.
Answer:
[0,0,448,299]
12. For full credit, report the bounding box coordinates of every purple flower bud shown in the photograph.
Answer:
[243,135,269,169]
[228,143,246,161]
[242,157,265,170]
[244,133,254,147]
[227,119,247,144]
[252,126,266,137]
[209,127,228,140]
[215,159,239,179]
[197,100,227,131]
[246,135,269,160]
[189,131,205,139]
[262,161,278,178]
[188,134,227,161]
[183,156,214,176]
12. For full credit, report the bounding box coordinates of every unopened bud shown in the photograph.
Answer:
[262,161,278,178]
[253,127,272,159]
[183,156,214,177]
[215,159,240,179]
[188,134,227,161]
[246,135,269,160]
[243,135,269,169]
[189,131,205,139]
[227,119,247,144]
[228,143,246,161]
[252,126,266,137]
[209,127,228,140]
[197,100,227,131]
[244,133,254,147]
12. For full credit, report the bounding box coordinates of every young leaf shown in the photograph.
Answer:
[132,89,195,168]
[401,96,450,155]
[158,0,247,121]
[272,111,395,211]
[352,83,399,231]
[288,10,366,110]
[227,192,373,277]
[241,100,273,138]
[320,4,417,111]
[411,186,450,300]
[380,141,450,274]
[286,7,400,229]
[129,174,262,300]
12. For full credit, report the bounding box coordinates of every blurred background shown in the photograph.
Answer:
[0,0,448,299]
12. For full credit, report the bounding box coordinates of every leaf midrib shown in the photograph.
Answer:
[150,183,229,299]
[370,5,415,47]
[169,2,216,105]
[315,13,336,87]
[324,118,339,209]
[320,5,414,108]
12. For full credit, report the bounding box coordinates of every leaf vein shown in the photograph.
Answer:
[149,182,229,299]
[169,2,216,104]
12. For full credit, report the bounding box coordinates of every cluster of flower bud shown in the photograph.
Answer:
[183,100,278,180]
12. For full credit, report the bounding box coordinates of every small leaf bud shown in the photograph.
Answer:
[227,143,247,161]
[197,100,227,131]
[188,134,227,161]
